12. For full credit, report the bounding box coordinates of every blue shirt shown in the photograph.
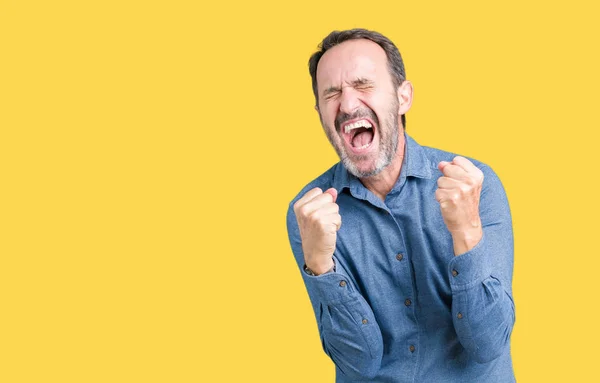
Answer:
[286,132,516,382]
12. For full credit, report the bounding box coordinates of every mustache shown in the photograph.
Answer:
[335,108,379,132]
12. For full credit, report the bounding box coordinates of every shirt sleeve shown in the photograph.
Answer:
[286,202,383,380]
[447,164,516,364]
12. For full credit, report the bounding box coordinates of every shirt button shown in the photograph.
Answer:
[451,269,459,277]
[405,298,412,307]
[457,312,463,319]
[339,281,347,287]
[396,253,404,261]
[409,345,415,353]
[362,319,368,324]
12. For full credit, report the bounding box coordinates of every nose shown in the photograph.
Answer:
[339,88,361,115]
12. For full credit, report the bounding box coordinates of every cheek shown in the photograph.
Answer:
[366,93,397,119]
[320,105,339,129]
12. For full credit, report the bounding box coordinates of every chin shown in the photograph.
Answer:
[347,152,394,178]
[343,159,382,178]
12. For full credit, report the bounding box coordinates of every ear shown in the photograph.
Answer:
[314,105,319,112]
[397,80,414,116]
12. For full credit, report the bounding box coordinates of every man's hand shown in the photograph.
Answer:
[293,187,341,275]
[435,156,484,255]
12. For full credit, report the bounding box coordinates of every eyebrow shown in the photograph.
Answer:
[351,77,375,87]
[322,78,375,97]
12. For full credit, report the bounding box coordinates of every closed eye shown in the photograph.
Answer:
[324,90,341,101]
[355,84,374,91]
[352,78,375,92]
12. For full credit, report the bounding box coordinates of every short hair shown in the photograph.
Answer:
[308,28,407,128]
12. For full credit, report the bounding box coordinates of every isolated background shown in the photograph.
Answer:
[2,0,599,382]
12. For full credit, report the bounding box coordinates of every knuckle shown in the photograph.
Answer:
[298,205,308,217]
[308,209,321,221]
[334,213,342,225]
[293,200,301,212]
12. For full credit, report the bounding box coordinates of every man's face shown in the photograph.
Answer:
[316,39,402,178]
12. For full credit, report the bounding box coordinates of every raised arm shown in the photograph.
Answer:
[286,188,384,379]
[436,158,516,363]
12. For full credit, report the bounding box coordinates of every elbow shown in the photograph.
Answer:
[471,339,508,364]
[349,355,382,380]
[471,336,511,363]
[319,299,385,380]
[455,282,516,364]
[468,316,515,364]
[324,336,383,380]
[335,353,382,380]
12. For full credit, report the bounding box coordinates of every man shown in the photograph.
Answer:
[286,29,516,382]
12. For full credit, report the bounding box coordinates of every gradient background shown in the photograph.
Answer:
[2,0,599,382]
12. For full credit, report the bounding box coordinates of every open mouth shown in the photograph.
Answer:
[341,118,376,152]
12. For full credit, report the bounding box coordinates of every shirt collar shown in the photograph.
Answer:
[332,131,433,193]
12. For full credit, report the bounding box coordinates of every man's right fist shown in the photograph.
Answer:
[293,187,342,275]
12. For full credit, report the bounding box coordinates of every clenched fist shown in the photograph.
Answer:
[293,187,342,275]
[435,156,484,255]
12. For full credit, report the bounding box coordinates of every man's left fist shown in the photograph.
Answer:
[435,156,484,234]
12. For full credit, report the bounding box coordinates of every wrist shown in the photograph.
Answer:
[451,226,483,256]
[305,258,335,276]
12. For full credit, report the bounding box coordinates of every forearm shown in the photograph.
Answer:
[300,257,383,380]
[318,284,383,378]
[447,164,516,363]
[288,203,383,379]
[449,228,515,363]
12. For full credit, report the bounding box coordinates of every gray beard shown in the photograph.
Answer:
[322,108,400,179]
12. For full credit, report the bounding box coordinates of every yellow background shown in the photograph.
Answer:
[1,0,599,381]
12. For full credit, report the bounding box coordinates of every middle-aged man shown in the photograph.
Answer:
[286,29,516,382]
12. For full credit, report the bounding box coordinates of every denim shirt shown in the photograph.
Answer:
[286,132,516,382]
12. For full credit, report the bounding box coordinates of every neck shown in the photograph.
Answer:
[359,131,406,201]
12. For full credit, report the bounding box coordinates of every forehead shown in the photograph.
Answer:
[316,39,390,89]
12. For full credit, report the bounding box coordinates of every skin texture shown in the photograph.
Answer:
[315,39,412,200]
[436,156,485,256]
[293,187,340,274]
[295,39,484,274]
